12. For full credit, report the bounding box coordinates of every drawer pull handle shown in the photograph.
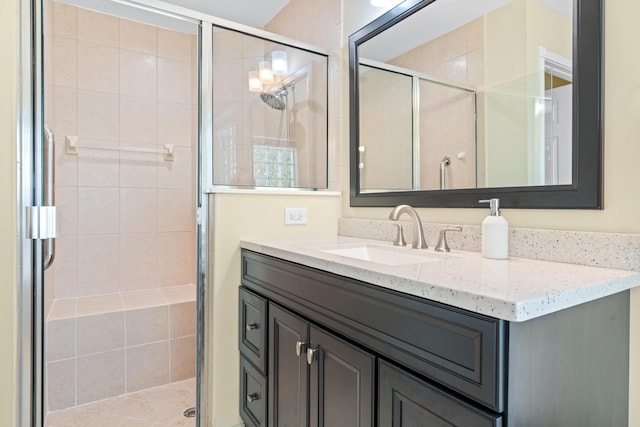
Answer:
[295,340,308,357]
[246,323,259,331]
[246,393,259,403]
[307,347,318,365]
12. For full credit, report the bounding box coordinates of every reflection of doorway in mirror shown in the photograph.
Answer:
[543,53,572,185]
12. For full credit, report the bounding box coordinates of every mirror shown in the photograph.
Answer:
[349,0,602,208]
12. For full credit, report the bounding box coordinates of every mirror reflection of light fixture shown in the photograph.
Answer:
[248,70,263,92]
[271,50,288,75]
[259,60,274,83]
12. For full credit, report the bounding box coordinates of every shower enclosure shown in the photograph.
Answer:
[20,0,330,425]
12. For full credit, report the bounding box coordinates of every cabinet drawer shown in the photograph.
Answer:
[242,250,506,412]
[240,355,267,427]
[378,359,502,427]
[239,287,268,373]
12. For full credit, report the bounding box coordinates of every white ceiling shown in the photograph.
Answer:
[58,0,402,34]
[57,0,292,30]
[161,0,291,27]
[360,0,573,62]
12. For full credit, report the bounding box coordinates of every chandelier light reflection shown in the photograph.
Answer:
[248,70,263,92]
[271,50,288,75]
[259,60,274,83]
[248,50,289,92]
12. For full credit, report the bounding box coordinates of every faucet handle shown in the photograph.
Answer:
[434,226,462,252]
[393,224,407,247]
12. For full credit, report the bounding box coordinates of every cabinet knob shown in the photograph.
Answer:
[307,347,318,365]
[245,323,259,331]
[246,393,259,403]
[295,340,308,357]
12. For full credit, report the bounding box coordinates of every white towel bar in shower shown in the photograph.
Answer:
[65,136,175,161]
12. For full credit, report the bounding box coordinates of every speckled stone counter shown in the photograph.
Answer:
[241,236,640,322]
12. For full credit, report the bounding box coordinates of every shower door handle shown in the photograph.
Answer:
[43,125,56,270]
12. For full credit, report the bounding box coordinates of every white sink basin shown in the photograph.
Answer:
[319,243,446,266]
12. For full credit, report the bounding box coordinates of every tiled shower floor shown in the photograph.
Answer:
[45,378,196,427]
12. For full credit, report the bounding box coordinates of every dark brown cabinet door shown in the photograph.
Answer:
[308,326,375,427]
[269,304,309,427]
[378,360,502,427]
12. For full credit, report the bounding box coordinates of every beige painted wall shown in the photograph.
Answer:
[209,192,341,426]
[343,0,640,424]
[0,0,18,424]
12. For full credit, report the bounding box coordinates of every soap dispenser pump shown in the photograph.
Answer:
[479,198,508,259]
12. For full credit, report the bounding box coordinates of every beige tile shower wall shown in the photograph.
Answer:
[389,18,484,190]
[44,0,56,320]
[48,3,197,301]
[212,27,254,186]
[264,0,342,190]
[419,82,477,190]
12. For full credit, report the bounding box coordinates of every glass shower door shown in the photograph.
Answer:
[39,1,202,425]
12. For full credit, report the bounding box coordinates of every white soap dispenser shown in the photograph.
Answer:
[479,198,508,259]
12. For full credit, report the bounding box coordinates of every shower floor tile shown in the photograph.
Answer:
[45,378,196,427]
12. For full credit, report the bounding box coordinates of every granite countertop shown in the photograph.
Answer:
[241,236,640,322]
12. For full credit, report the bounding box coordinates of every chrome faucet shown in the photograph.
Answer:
[388,205,428,249]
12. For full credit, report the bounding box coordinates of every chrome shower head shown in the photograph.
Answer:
[260,87,288,110]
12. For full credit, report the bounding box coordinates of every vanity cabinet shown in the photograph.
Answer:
[239,249,630,427]
[269,303,375,427]
[239,287,375,427]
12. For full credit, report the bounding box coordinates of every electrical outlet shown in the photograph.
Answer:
[284,207,308,225]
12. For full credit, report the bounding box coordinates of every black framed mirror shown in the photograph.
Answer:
[349,0,602,209]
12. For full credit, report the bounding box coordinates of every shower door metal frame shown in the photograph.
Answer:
[17,0,46,424]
